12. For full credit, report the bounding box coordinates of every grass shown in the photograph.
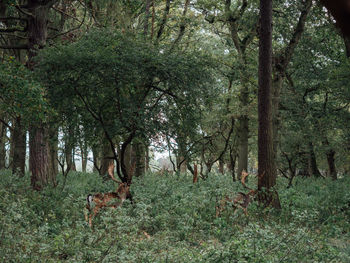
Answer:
[0,169,349,262]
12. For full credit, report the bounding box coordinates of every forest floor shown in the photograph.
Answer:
[0,170,349,262]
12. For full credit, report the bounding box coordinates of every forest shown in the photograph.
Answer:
[0,0,350,262]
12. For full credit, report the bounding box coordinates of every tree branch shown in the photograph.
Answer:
[0,44,28,49]
[156,0,171,42]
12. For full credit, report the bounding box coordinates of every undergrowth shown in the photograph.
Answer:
[0,170,349,262]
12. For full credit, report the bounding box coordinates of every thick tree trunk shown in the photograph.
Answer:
[124,144,136,179]
[27,1,57,190]
[12,117,26,176]
[30,127,56,190]
[258,0,281,208]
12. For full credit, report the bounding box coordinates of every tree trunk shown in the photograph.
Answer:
[272,75,283,160]
[237,114,249,179]
[80,139,88,173]
[134,141,145,177]
[92,144,101,173]
[144,0,151,36]
[218,158,225,174]
[30,127,56,190]
[124,144,136,179]
[12,117,26,176]
[343,34,350,58]
[145,145,150,171]
[228,148,237,182]
[271,0,312,162]
[326,149,337,180]
[27,1,57,190]
[257,0,281,208]
[100,139,115,177]
[0,121,6,169]
[176,155,187,173]
[193,163,198,183]
[308,142,322,177]
[49,127,58,177]
[65,124,76,171]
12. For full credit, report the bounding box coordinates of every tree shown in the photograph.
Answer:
[37,30,215,184]
[0,0,87,188]
[257,0,281,208]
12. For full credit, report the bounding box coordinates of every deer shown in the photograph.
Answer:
[84,162,131,227]
[215,171,262,217]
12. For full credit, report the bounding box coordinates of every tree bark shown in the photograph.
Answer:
[64,123,76,171]
[12,117,26,176]
[124,144,136,179]
[100,138,115,177]
[326,149,337,180]
[308,142,322,177]
[92,143,101,173]
[30,127,56,190]
[193,163,198,183]
[134,141,145,177]
[237,114,249,179]
[258,0,281,208]
[323,136,337,180]
[176,155,187,173]
[27,1,57,190]
[228,146,237,182]
[80,139,88,172]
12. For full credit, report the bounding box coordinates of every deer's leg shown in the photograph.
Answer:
[89,206,100,227]
[84,208,89,223]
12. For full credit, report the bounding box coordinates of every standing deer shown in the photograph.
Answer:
[216,171,261,217]
[84,163,131,227]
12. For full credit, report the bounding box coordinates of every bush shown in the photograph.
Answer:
[0,170,349,262]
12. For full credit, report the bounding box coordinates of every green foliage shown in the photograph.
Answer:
[0,57,51,125]
[36,29,215,151]
[1,170,349,262]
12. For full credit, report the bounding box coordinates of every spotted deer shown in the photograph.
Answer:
[84,163,131,227]
[215,171,262,217]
